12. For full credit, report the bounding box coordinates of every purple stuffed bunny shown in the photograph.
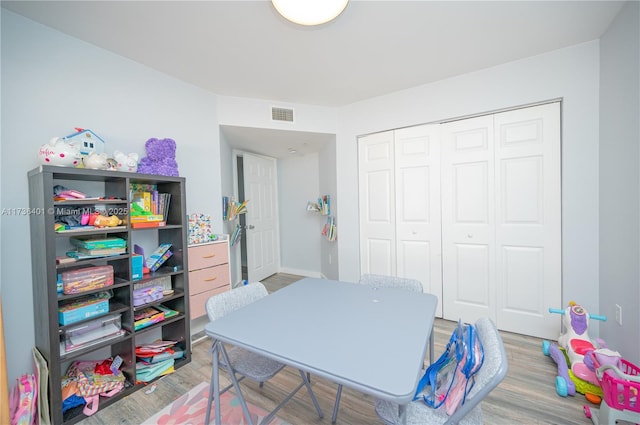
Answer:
[137,138,179,177]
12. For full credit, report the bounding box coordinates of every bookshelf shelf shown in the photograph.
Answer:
[222,195,247,221]
[306,194,331,215]
[307,195,337,241]
[28,165,191,425]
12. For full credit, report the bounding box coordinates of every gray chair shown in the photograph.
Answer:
[204,282,323,425]
[331,274,425,423]
[375,317,508,425]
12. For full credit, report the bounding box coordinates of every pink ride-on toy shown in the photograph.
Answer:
[542,302,612,404]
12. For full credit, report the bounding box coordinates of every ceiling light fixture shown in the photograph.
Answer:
[272,0,349,26]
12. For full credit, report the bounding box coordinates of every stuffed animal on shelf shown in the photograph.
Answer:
[137,138,179,177]
[88,213,122,228]
[82,152,109,170]
[113,150,139,173]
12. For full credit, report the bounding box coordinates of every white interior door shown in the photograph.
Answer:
[494,102,561,339]
[359,131,396,276]
[243,153,279,282]
[394,124,443,316]
[441,115,496,324]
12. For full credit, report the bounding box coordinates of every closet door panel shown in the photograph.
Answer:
[395,125,442,316]
[495,102,561,339]
[359,131,396,275]
[453,243,490,305]
[365,239,394,275]
[441,115,495,323]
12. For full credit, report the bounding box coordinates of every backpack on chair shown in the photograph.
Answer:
[414,320,484,415]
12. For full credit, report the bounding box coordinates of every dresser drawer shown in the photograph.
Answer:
[190,286,228,320]
[189,264,229,296]
[188,243,228,271]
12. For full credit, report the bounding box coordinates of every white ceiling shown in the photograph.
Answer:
[2,0,625,157]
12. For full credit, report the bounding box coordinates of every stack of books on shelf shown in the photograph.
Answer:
[130,183,171,228]
[135,340,183,383]
[66,236,127,259]
[134,306,164,331]
[322,216,338,242]
[133,304,177,331]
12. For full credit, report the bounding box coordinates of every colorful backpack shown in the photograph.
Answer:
[414,320,485,415]
[10,373,37,425]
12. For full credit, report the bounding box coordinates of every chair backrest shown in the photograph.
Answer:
[444,316,508,424]
[205,282,268,322]
[359,273,424,293]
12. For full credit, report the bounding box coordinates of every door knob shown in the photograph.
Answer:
[248,225,255,229]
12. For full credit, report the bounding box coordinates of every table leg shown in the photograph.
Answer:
[259,369,323,425]
[215,343,222,425]
[299,369,323,418]
[204,340,221,425]
[331,384,343,423]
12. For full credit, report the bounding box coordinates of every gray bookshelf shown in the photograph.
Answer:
[28,165,191,425]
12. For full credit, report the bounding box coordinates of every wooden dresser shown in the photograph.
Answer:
[188,239,231,320]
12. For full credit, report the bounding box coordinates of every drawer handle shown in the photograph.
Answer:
[203,254,216,258]
[204,277,217,282]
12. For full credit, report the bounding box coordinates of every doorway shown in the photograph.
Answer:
[233,151,280,283]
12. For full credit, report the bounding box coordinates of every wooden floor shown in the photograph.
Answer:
[82,273,595,425]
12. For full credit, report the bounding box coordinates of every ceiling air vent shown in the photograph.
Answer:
[271,107,294,122]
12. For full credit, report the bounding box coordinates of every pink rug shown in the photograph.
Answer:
[143,382,291,425]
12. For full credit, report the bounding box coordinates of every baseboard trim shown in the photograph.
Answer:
[277,267,322,278]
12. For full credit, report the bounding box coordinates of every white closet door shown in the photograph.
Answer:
[359,131,396,276]
[441,115,496,324]
[394,124,443,316]
[494,102,561,339]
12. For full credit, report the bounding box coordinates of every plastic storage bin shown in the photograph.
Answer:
[63,313,123,353]
[61,265,114,295]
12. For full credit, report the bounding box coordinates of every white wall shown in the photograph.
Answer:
[599,0,640,364]
[1,11,221,382]
[217,95,337,134]
[335,41,603,330]
[277,153,322,276]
